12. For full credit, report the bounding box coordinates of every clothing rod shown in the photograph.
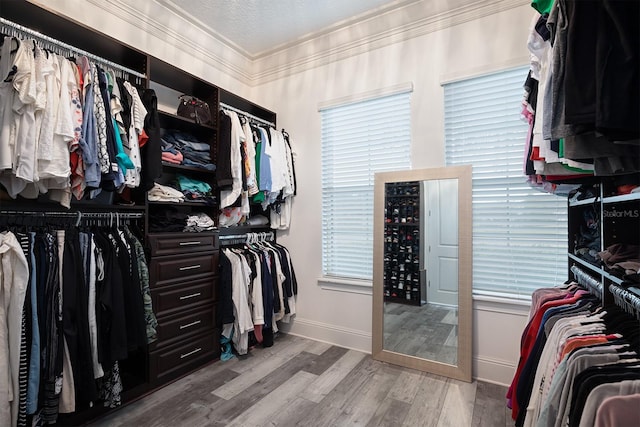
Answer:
[219,232,275,239]
[570,265,603,298]
[608,284,640,319]
[219,102,275,127]
[0,210,144,218]
[219,231,275,241]
[219,234,248,240]
[0,17,147,80]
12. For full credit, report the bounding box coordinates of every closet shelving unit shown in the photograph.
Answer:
[383,181,422,305]
[144,58,222,389]
[218,89,277,241]
[1,1,279,424]
[568,177,640,309]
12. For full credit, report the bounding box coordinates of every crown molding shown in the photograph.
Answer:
[250,0,527,85]
[153,0,255,59]
[84,0,253,85]
[46,0,527,88]
[248,0,421,60]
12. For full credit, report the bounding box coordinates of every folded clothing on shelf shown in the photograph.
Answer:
[161,130,216,171]
[148,183,185,203]
[598,243,640,275]
[161,151,183,164]
[149,207,189,232]
[184,212,216,232]
[176,174,216,205]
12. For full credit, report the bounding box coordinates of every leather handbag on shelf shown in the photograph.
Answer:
[176,94,213,125]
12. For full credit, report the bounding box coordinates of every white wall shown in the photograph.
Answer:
[30,0,535,385]
[250,4,534,385]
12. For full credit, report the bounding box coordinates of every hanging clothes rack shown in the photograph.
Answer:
[0,210,144,227]
[570,265,604,299]
[219,231,275,246]
[609,284,640,320]
[219,102,275,127]
[0,16,147,82]
[0,210,144,219]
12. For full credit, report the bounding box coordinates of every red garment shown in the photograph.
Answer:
[507,289,589,419]
[138,129,149,147]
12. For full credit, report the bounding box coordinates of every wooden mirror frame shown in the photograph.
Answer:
[372,165,473,382]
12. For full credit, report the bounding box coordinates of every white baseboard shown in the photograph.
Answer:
[278,318,516,387]
[278,317,372,354]
[474,355,516,387]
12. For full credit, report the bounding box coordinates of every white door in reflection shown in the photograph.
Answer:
[424,179,459,306]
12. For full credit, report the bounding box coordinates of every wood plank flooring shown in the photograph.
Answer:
[88,334,511,427]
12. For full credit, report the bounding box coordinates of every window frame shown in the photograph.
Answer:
[319,88,413,284]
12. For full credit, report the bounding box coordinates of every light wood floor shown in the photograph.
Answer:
[88,334,511,427]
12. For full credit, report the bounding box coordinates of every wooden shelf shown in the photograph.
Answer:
[148,200,214,208]
[568,197,598,207]
[158,110,216,131]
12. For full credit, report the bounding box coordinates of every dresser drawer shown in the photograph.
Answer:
[149,252,219,287]
[149,332,218,385]
[151,277,216,316]
[148,233,218,257]
[155,305,215,346]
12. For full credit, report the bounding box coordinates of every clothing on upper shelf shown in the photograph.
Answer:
[507,282,640,427]
[0,224,156,426]
[572,206,600,265]
[218,240,297,355]
[597,243,640,276]
[160,130,215,171]
[522,0,640,193]
[0,36,158,207]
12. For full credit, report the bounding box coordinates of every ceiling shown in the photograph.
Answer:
[158,0,415,57]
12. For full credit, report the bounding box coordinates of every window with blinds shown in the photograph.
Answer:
[444,67,568,299]
[321,91,412,281]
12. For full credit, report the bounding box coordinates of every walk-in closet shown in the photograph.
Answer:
[0,0,638,426]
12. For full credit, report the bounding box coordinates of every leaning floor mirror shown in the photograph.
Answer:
[372,165,472,382]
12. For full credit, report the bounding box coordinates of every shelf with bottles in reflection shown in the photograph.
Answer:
[384,181,422,305]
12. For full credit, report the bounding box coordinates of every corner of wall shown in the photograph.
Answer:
[278,317,372,354]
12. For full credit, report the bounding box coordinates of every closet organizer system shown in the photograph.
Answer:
[511,1,640,427]
[0,2,296,426]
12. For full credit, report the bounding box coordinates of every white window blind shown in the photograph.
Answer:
[444,67,568,299]
[321,91,412,280]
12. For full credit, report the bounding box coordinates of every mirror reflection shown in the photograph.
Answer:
[372,165,472,382]
[382,179,459,365]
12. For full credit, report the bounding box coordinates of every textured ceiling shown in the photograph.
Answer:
[159,0,409,57]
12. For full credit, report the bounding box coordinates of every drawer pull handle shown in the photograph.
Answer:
[179,292,202,300]
[179,320,202,330]
[179,241,202,246]
[179,264,201,271]
[180,347,202,359]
